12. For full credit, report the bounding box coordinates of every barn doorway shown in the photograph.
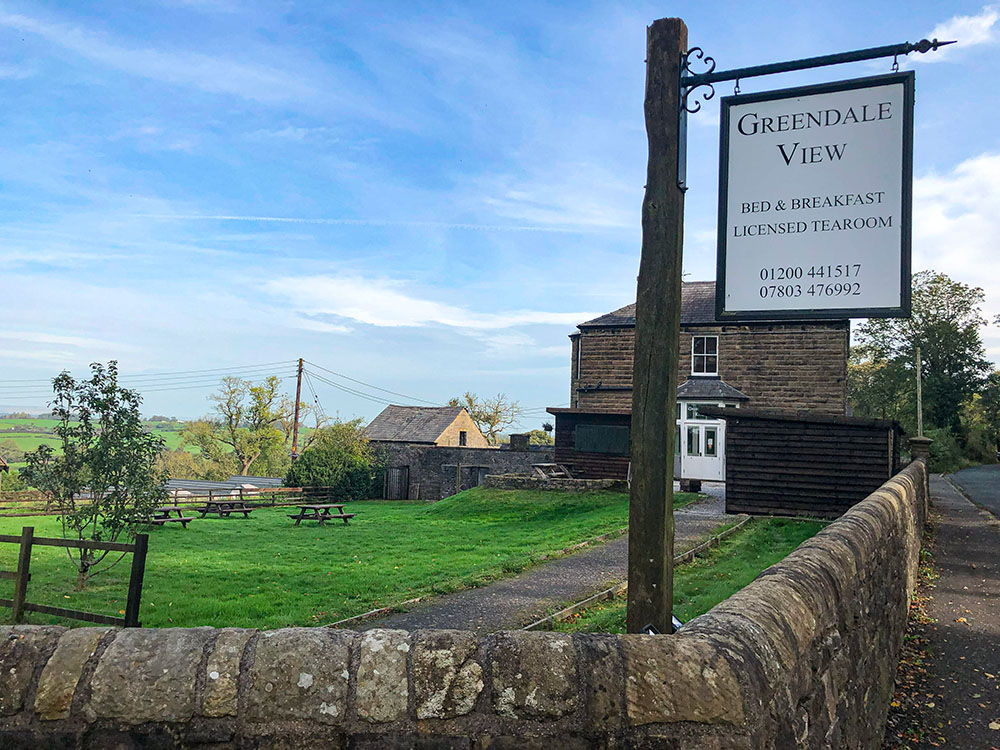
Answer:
[385,466,410,500]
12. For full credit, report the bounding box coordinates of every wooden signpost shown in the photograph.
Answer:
[627,18,687,635]
[627,18,949,633]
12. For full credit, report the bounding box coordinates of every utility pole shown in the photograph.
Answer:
[291,358,304,460]
[915,346,923,436]
[627,17,687,635]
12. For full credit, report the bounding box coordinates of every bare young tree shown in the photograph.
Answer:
[449,392,523,445]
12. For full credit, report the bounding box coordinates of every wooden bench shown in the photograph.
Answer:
[150,506,196,528]
[198,500,254,518]
[288,504,356,526]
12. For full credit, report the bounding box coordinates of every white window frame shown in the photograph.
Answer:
[691,335,719,376]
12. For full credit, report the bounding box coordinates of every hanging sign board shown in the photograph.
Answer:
[716,72,913,320]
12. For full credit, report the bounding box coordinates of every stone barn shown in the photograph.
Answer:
[548,280,850,482]
[365,405,554,501]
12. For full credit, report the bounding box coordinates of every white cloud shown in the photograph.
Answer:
[0,331,125,349]
[266,275,597,331]
[136,213,591,234]
[0,10,315,103]
[916,5,999,62]
[0,64,33,79]
[913,152,1000,365]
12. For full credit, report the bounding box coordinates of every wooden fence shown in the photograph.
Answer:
[0,527,148,627]
[0,486,342,517]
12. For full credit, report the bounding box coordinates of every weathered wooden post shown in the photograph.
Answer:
[627,17,687,634]
[123,533,149,628]
[11,526,34,624]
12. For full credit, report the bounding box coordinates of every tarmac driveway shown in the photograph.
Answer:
[949,463,1000,517]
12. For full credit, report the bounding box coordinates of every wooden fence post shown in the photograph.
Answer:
[123,534,149,628]
[627,17,687,634]
[11,526,34,624]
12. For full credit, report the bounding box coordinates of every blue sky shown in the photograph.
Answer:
[1,1,998,427]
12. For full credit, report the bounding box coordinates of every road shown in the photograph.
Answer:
[949,463,1000,517]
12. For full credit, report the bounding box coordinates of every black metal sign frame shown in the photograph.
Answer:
[714,72,915,322]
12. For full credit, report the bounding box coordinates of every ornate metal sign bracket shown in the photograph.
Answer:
[675,38,955,190]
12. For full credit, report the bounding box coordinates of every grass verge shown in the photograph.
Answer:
[0,487,699,630]
[552,516,827,633]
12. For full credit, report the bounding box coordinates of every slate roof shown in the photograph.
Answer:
[676,377,750,401]
[365,405,466,444]
[578,281,717,328]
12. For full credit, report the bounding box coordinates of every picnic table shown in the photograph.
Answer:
[150,506,196,528]
[288,504,356,526]
[198,499,254,518]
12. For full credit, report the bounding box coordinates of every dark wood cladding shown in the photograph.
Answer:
[702,407,904,518]
[553,411,631,480]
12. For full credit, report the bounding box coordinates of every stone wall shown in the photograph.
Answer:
[572,322,850,415]
[375,443,556,501]
[483,474,628,493]
[0,461,926,748]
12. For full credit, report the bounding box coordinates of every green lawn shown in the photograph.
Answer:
[0,488,699,629]
[553,517,828,633]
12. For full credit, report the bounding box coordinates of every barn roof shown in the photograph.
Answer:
[365,405,466,444]
[579,281,717,328]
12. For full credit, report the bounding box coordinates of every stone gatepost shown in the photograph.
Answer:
[908,436,932,464]
[909,435,932,514]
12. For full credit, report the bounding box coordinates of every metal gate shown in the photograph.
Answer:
[385,466,409,500]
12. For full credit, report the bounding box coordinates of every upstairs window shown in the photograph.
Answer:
[459,431,468,446]
[691,336,718,376]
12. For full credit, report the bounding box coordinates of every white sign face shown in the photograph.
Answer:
[716,73,913,320]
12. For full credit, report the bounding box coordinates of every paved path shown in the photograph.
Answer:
[912,476,1000,747]
[364,489,731,634]
[949,463,1000,518]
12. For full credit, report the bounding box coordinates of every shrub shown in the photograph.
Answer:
[285,420,375,502]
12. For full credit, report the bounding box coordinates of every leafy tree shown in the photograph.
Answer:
[285,419,376,501]
[0,439,25,464]
[526,428,555,446]
[154,448,235,481]
[184,376,293,476]
[0,469,27,493]
[448,392,523,445]
[20,362,166,589]
[853,271,991,433]
[981,371,1000,455]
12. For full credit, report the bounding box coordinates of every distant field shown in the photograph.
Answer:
[0,417,191,466]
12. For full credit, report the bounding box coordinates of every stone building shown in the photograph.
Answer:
[547,280,850,481]
[365,405,489,449]
[364,406,554,500]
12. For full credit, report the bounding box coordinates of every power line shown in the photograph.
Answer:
[304,369,396,406]
[304,360,440,406]
[0,360,297,385]
[0,369,297,393]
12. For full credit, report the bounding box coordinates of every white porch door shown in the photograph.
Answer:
[677,402,727,481]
